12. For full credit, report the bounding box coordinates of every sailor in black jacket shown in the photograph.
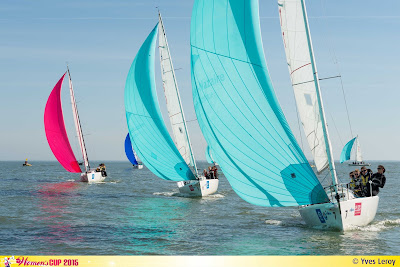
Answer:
[370,165,386,196]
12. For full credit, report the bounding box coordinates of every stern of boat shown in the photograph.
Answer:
[177,176,219,197]
[81,170,106,183]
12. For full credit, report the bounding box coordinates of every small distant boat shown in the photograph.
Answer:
[44,66,107,183]
[23,158,32,167]
[340,135,371,166]
[125,133,143,169]
[124,12,218,197]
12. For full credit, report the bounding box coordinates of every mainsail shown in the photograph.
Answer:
[125,24,196,181]
[278,0,328,173]
[355,136,363,162]
[158,13,197,174]
[125,133,138,165]
[67,67,90,171]
[190,0,328,206]
[44,73,82,173]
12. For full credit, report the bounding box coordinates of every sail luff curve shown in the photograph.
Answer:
[125,23,196,181]
[190,0,328,206]
[205,145,215,164]
[44,73,82,173]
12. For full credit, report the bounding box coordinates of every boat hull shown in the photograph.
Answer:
[133,164,143,169]
[299,196,379,231]
[177,176,219,197]
[348,162,371,166]
[81,170,106,183]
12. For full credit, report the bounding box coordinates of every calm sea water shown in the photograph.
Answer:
[1,161,399,255]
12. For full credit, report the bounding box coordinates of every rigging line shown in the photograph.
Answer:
[329,112,344,147]
[318,0,353,139]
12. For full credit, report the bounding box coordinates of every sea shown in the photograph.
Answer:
[1,160,399,255]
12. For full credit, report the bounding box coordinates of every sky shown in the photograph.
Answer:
[0,0,399,162]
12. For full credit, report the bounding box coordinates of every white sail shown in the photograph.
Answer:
[67,68,89,171]
[158,12,197,174]
[278,0,329,173]
[355,136,363,162]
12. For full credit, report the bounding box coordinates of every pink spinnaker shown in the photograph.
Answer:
[44,73,82,173]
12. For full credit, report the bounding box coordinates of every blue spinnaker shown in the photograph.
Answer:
[340,137,356,163]
[205,145,214,164]
[190,0,329,206]
[125,24,195,181]
[125,133,138,165]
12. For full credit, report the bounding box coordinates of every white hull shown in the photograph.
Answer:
[299,186,379,231]
[133,164,143,169]
[177,176,219,197]
[80,170,107,183]
[348,162,371,166]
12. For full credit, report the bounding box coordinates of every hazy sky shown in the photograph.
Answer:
[0,0,399,162]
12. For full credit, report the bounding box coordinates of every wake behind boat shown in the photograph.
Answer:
[190,0,378,230]
[124,12,218,197]
[44,66,107,183]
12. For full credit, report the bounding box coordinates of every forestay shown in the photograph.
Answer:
[340,137,356,163]
[190,0,329,206]
[44,73,82,173]
[278,0,328,173]
[158,13,197,171]
[125,24,195,181]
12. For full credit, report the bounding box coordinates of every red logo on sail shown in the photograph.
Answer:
[355,203,362,216]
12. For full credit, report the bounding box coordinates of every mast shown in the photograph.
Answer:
[299,0,339,189]
[67,66,90,172]
[158,11,198,176]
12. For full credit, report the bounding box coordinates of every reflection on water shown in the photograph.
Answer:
[35,182,83,245]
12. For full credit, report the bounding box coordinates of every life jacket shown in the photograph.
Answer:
[360,173,371,186]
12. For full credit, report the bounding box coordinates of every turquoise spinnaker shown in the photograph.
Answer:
[125,24,195,181]
[340,137,356,163]
[205,145,215,164]
[190,0,329,206]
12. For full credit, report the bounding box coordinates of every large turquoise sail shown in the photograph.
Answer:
[125,24,195,181]
[205,145,214,164]
[190,0,329,206]
[340,137,356,163]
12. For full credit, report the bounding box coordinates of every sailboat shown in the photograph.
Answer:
[124,13,218,197]
[190,0,378,230]
[44,67,107,183]
[205,145,218,166]
[125,133,143,169]
[341,136,371,166]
